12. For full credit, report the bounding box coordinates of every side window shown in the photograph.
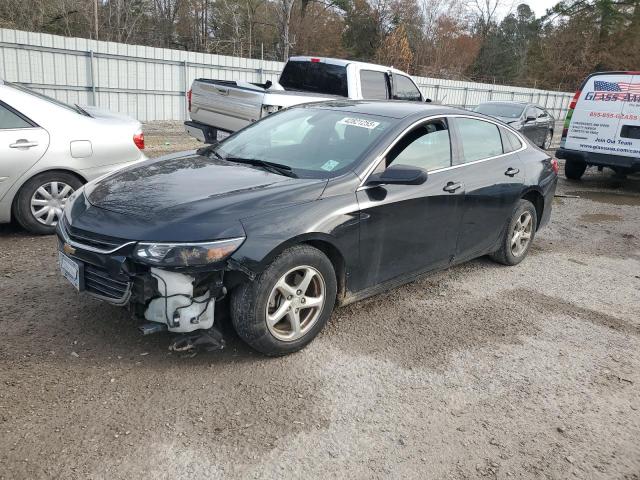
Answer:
[0,103,33,129]
[360,70,389,100]
[536,107,547,119]
[393,75,422,102]
[386,119,451,171]
[525,107,537,120]
[454,118,503,164]
[500,127,523,153]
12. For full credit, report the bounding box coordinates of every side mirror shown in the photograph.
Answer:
[525,115,536,123]
[366,164,428,186]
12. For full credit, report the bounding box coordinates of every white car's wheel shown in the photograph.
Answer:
[13,171,83,235]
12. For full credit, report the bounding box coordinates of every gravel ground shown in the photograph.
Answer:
[0,123,639,479]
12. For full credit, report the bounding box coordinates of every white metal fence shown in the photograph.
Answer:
[0,28,573,122]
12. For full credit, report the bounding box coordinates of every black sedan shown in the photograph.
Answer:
[474,101,555,150]
[56,101,558,355]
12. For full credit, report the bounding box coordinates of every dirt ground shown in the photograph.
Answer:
[0,123,639,479]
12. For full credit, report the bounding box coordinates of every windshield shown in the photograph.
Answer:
[5,81,90,116]
[475,103,524,119]
[280,61,348,97]
[215,107,392,178]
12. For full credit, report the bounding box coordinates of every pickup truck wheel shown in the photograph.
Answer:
[230,245,337,356]
[13,171,83,235]
[564,160,586,180]
[490,199,537,266]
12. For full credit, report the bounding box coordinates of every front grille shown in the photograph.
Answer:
[84,263,131,304]
[60,216,130,253]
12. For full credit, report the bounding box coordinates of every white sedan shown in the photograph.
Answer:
[0,80,146,234]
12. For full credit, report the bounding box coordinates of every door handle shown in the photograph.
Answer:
[9,140,39,149]
[505,167,520,177]
[443,181,462,193]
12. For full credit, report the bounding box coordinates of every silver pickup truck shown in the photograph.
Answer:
[184,56,425,143]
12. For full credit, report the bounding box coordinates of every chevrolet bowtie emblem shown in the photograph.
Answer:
[63,243,76,255]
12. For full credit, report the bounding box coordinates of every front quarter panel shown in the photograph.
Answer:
[231,174,362,285]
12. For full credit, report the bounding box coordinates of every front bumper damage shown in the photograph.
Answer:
[55,220,248,352]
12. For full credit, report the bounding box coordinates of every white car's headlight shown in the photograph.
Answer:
[133,237,245,267]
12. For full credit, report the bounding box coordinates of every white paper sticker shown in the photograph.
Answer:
[338,117,380,130]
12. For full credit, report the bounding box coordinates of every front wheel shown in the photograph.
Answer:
[490,199,537,266]
[541,130,553,150]
[230,245,337,356]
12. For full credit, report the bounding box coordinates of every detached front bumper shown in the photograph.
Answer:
[55,216,227,334]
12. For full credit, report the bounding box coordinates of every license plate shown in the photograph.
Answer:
[59,251,81,291]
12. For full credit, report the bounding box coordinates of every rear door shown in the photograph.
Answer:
[0,101,49,201]
[618,74,640,158]
[449,117,525,262]
[565,73,631,156]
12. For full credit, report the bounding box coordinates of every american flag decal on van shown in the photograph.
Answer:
[594,80,640,93]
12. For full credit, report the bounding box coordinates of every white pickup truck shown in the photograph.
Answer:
[184,56,426,143]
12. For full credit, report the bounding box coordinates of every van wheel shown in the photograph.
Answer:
[13,171,83,235]
[564,160,586,180]
[230,245,337,356]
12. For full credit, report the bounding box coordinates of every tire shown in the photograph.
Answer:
[230,245,337,356]
[13,171,83,235]
[490,199,538,266]
[564,159,586,180]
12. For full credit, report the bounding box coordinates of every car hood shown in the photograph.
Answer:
[69,151,327,242]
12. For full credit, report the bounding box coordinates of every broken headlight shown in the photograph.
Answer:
[133,237,245,267]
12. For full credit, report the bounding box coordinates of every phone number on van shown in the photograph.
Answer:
[589,111,639,121]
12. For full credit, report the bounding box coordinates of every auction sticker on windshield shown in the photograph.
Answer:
[338,117,380,129]
[564,73,640,158]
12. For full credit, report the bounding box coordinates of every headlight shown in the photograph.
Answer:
[133,237,245,267]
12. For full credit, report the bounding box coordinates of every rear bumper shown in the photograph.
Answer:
[555,148,640,171]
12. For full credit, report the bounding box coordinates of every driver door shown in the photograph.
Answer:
[355,118,465,289]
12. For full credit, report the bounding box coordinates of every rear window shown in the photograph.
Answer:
[360,70,389,99]
[280,61,348,97]
[475,103,524,119]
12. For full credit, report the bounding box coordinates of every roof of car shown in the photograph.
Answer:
[299,100,462,119]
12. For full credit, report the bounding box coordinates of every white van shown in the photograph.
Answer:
[556,71,640,179]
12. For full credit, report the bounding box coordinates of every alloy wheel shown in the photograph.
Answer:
[543,131,552,150]
[511,211,533,257]
[30,181,74,226]
[266,265,326,342]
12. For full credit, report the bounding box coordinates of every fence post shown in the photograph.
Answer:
[183,59,188,121]
[88,50,97,106]
[434,84,440,102]
[489,89,493,100]
[463,87,469,109]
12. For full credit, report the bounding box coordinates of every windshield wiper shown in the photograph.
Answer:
[224,157,298,178]
[197,143,223,159]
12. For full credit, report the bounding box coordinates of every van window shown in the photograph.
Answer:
[393,75,422,101]
[454,118,503,164]
[0,103,32,129]
[280,61,348,97]
[360,70,389,99]
[620,124,640,140]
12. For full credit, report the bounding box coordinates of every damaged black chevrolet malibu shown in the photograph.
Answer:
[56,101,558,355]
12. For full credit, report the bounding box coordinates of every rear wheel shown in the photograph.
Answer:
[230,245,337,356]
[490,199,537,266]
[564,160,587,180]
[13,171,83,235]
